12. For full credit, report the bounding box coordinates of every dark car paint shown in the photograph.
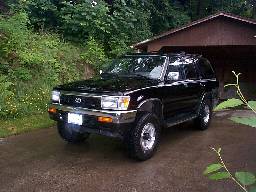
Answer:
[50,53,219,138]
[55,75,160,95]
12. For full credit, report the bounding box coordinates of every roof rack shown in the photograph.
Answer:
[124,51,201,58]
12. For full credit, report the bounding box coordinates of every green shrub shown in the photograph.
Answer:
[0,75,14,117]
[0,12,86,118]
[80,37,108,71]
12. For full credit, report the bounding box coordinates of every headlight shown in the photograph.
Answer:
[52,90,60,103]
[101,96,130,110]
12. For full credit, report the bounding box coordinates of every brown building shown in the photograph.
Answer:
[133,12,256,99]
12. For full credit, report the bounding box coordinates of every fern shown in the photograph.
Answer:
[214,99,243,111]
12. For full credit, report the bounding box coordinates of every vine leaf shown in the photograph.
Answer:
[214,99,243,111]
[230,117,256,128]
[235,172,256,186]
[208,172,230,180]
[248,101,256,111]
[204,163,223,175]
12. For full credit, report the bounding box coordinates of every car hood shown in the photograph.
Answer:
[55,75,159,94]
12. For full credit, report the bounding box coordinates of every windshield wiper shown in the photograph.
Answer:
[101,72,119,78]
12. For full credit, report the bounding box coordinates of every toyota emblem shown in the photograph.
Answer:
[75,98,82,103]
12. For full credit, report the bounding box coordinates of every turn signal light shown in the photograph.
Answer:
[48,107,57,113]
[98,116,113,123]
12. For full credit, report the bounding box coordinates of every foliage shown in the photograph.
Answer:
[214,71,256,127]
[229,116,256,128]
[0,12,84,118]
[144,0,191,34]
[59,0,111,42]
[204,148,256,192]
[80,37,108,71]
[15,0,151,57]
[5,0,255,59]
[205,71,256,191]
[0,75,14,117]
[214,98,243,111]
[184,0,255,20]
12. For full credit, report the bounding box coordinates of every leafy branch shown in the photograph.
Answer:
[224,71,256,114]
[214,71,256,128]
[204,148,256,192]
[205,71,256,192]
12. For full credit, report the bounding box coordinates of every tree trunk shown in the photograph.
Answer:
[84,64,95,79]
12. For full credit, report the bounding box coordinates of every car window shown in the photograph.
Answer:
[166,64,181,81]
[182,63,198,80]
[104,56,166,80]
[197,58,215,79]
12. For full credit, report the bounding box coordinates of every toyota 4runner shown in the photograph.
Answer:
[48,52,219,160]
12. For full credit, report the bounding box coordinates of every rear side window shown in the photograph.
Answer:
[166,64,182,81]
[182,63,198,80]
[197,58,215,79]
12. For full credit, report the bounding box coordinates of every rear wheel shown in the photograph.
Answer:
[57,122,90,143]
[125,113,161,161]
[194,99,212,130]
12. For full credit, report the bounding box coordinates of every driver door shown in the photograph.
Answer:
[162,62,189,120]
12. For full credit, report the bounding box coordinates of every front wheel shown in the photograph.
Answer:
[194,99,212,130]
[57,122,90,143]
[125,113,161,161]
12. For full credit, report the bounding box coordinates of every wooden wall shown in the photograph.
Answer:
[144,16,256,52]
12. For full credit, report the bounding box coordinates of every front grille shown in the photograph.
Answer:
[60,94,101,109]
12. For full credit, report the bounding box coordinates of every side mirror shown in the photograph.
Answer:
[167,72,179,81]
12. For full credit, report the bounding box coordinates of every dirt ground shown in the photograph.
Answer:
[0,110,255,192]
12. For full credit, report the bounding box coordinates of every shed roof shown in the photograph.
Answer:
[133,12,256,48]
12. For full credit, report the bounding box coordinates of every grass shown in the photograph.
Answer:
[0,113,56,138]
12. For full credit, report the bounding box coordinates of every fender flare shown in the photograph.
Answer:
[197,92,213,114]
[137,98,164,121]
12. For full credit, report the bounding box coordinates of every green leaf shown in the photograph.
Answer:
[248,101,256,111]
[249,186,256,192]
[235,172,256,186]
[230,117,256,128]
[208,172,230,180]
[214,99,243,111]
[204,163,223,175]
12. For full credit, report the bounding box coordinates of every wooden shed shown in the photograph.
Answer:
[133,12,256,99]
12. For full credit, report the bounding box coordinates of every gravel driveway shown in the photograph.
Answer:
[0,110,255,192]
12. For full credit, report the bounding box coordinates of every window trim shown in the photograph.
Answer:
[181,61,199,80]
[164,58,183,81]
[197,58,215,79]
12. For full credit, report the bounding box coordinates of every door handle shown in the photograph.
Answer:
[200,83,205,87]
[183,83,188,87]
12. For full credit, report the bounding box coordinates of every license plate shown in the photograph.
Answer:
[68,113,83,125]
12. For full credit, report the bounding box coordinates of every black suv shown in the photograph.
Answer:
[48,53,219,160]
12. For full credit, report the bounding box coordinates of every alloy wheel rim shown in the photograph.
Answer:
[140,123,156,151]
[203,105,210,124]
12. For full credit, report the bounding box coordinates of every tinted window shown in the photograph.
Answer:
[104,56,166,80]
[197,58,215,79]
[182,63,198,79]
[166,64,181,81]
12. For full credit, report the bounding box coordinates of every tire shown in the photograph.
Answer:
[194,98,212,130]
[125,113,161,161]
[57,121,90,143]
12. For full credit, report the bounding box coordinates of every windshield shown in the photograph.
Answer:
[103,55,166,80]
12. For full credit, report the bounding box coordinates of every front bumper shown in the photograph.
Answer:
[49,104,137,138]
